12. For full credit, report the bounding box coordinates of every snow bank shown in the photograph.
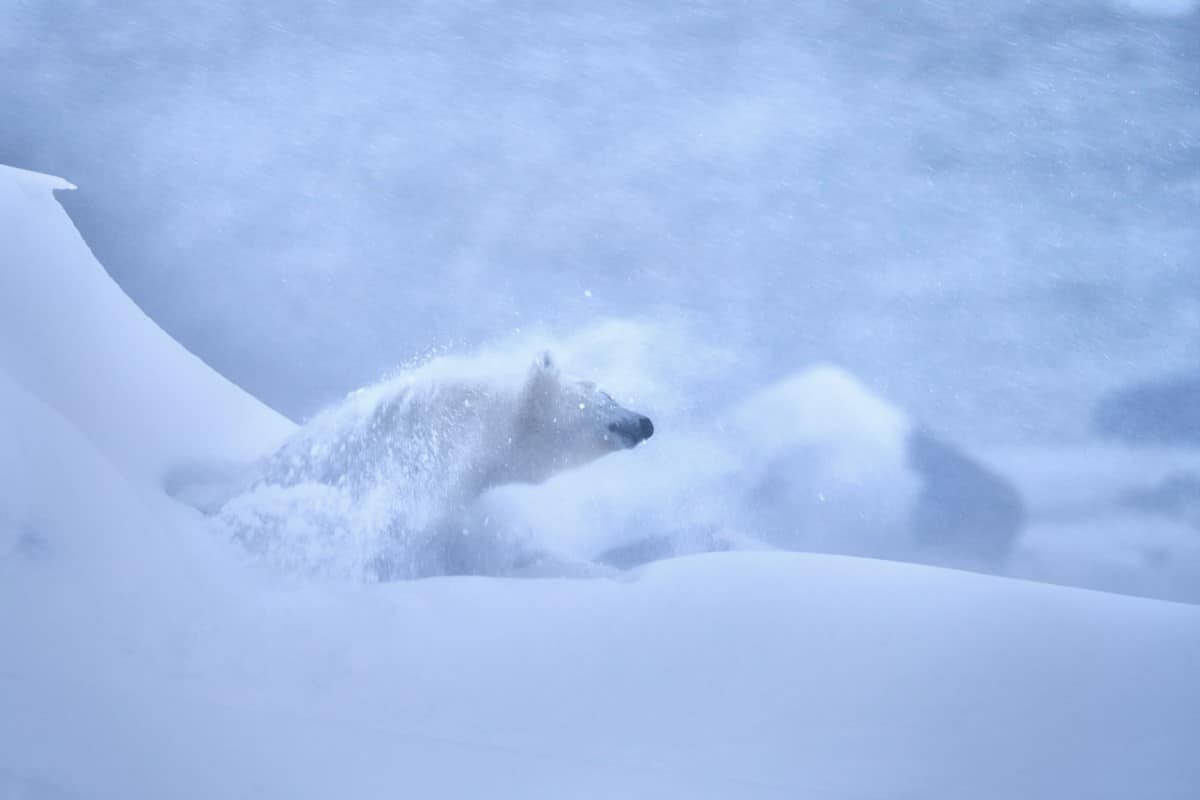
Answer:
[0,164,293,486]
[8,497,1200,799]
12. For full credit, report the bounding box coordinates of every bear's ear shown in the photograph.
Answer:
[533,350,557,374]
[519,351,560,421]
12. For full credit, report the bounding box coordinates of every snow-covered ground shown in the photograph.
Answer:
[3,165,1199,798]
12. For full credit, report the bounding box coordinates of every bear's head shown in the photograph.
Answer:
[502,351,654,485]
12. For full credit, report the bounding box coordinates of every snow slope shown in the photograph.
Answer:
[3,166,1199,799]
[0,164,293,484]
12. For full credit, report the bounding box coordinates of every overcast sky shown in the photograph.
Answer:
[2,0,1197,444]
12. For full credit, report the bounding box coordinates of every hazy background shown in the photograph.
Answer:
[3,0,1198,445]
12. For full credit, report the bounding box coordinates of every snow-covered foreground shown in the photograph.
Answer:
[9,541,1200,799]
[3,165,1200,798]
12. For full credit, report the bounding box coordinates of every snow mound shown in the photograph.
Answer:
[0,164,293,486]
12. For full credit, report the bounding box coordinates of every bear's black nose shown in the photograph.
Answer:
[607,415,655,447]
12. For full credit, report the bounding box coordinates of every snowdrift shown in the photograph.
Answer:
[3,165,1199,799]
[0,164,292,484]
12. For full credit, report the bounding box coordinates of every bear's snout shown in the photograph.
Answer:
[607,415,654,447]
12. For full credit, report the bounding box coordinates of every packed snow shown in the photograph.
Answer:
[3,165,1200,799]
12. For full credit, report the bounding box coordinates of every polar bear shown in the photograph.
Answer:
[216,351,653,580]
